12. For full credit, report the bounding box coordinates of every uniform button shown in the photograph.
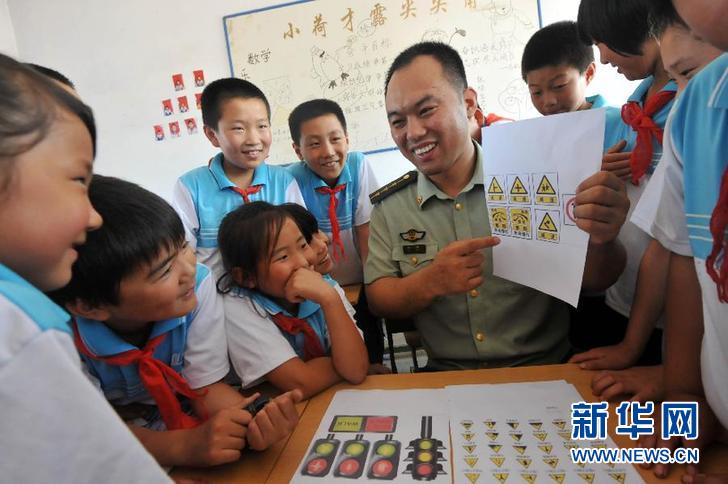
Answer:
[475,331,485,342]
[410,256,418,265]
[454,202,463,211]
[469,289,479,298]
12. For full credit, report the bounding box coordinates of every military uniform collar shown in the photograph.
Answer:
[416,140,484,209]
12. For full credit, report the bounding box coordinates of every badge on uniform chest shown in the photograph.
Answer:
[400,229,425,242]
[402,244,426,254]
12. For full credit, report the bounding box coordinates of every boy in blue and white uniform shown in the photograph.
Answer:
[173,78,305,279]
[53,175,300,468]
[286,99,384,365]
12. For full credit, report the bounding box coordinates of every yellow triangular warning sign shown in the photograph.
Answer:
[465,456,479,468]
[484,420,496,429]
[538,213,558,232]
[463,444,477,454]
[513,445,527,455]
[510,432,523,442]
[558,431,572,440]
[552,419,566,430]
[529,421,542,430]
[463,432,475,442]
[489,444,502,453]
[538,444,553,454]
[490,456,506,468]
[493,472,509,483]
[533,431,548,441]
[537,175,557,195]
[521,472,537,483]
[462,420,473,430]
[549,472,566,483]
[543,457,559,468]
[516,457,532,469]
[488,178,504,194]
[608,472,626,483]
[487,432,499,441]
[465,472,481,484]
[510,177,528,195]
[578,472,595,483]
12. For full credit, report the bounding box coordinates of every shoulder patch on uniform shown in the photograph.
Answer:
[369,170,418,204]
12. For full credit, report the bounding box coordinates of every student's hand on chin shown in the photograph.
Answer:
[284,268,333,304]
[246,389,303,451]
[574,171,630,244]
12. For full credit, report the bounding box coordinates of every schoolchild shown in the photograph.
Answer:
[51,175,301,467]
[0,54,170,482]
[286,99,384,364]
[571,1,724,404]
[281,203,334,276]
[173,78,305,278]
[575,0,678,356]
[219,202,368,399]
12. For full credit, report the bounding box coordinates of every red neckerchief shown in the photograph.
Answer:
[71,320,205,430]
[271,313,325,361]
[315,184,347,261]
[230,184,263,203]
[707,167,728,303]
[621,90,676,185]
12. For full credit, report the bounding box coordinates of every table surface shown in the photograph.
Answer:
[172,364,728,483]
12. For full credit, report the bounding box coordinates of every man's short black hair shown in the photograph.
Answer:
[577,0,656,56]
[521,21,595,80]
[385,41,468,95]
[288,98,347,145]
[201,77,271,129]
[50,175,186,307]
[648,1,688,38]
[25,63,75,89]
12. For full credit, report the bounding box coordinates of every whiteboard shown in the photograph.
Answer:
[224,0,542,163]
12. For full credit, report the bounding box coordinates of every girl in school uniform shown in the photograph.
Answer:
[218,202,368,399]
[0,54,169,482]
[574,0,678,363]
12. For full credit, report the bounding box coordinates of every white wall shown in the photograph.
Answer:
[0,0,17,56]
[7,0,637,199]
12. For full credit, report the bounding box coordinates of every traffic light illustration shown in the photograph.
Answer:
[404,416,447,481]
[300,433,340,477]
[367,434,401,480]
[333,434,371,479]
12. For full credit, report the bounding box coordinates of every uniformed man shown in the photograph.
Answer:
[364,42,629,371]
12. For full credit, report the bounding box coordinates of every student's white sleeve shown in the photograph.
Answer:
[333,282,357,321]
[182,272,230,389]
[332,282,364,339]
[224,294,298,388]
[286,179,308,208]
[630,157,667,237]
[172,179,200,252]
[650,141,693,257]
[354,155,376,226]
[631,112,675,236]
[0,306,170,483]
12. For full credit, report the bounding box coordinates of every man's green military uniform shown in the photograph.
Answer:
[364,143,570,370]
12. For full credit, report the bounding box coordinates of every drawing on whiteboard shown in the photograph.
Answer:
[224,0,542,162]
[498,78,531,118]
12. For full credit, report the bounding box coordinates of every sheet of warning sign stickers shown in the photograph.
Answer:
[481,109,606,307]
[293,382,643,483]
[448,381,643,484]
